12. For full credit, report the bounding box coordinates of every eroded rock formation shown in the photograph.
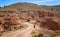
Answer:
[41,19,60,30]
[0,10,60,36]
[0,11,21,32]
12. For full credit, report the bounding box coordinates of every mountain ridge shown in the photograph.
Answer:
[0,2,60,13]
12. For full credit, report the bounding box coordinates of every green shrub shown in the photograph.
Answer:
[31,30,43,37]
[33,34,43,37]
[38,34,43,37]
[50,33,56,37]
[26,19,30,22]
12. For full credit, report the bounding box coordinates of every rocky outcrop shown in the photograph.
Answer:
[19,10,55,20]
[41,19,60,30]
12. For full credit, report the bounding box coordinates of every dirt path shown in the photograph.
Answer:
[0,22,34,37]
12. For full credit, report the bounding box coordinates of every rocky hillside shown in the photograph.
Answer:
[0,3,60,37]
[0,11,23,36]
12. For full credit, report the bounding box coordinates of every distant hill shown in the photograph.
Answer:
[0,2,60,13]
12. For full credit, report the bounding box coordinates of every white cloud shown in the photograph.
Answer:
[22,0,55,2]
[27,0,56,4]
[21,0,56,5]
[39,0,55,2]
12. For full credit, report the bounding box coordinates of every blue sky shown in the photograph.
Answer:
[0,0,60,7]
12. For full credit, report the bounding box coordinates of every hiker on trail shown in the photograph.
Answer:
[34,25,35,28]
